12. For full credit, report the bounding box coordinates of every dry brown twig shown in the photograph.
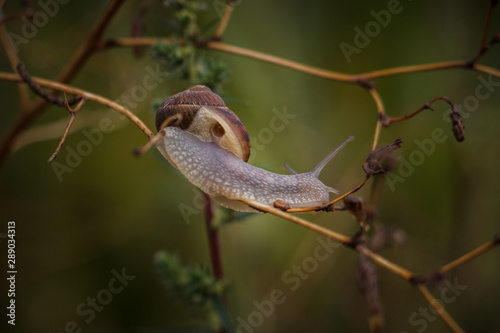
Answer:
[1,1,499,332]
[47,94,87,163]
[0,72,154,140]
[0,0,126,165]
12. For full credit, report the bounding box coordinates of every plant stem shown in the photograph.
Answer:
[203,193,228,333]
[0,72,154,138]
[203,193,224,280]
[439,235,500,274]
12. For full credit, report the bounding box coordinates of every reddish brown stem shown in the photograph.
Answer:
[202,193,227,333]
[56,0,126,84]
[383,96,455,125]
[478,1,496,53]
[203,193,224,280]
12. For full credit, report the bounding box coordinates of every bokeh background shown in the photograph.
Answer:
[1,1,499,332]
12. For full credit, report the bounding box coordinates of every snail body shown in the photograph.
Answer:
[155,85,351,212]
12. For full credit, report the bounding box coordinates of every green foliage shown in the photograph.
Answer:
[163,0,209,40]
[153,0,229,91]
[154,251,234,332]
[154,251,225,308]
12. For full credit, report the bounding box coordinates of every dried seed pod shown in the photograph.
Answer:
[362,139,403,175]
[343,196,365,223]
[449,106,465,142]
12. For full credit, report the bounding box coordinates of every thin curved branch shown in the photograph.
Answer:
[416,284,465,333]
[48,96,87,162]
[206,41,358,82]
[439,234,500,275]
[104,38,500,80]
[0,72,154,139]
[473,0,498,63]
[0,26,29,111]
[213,1,236,39]
[0,0,126,166]
[383,96,454,125]
[367,88,385,150]
[359,61,468,80]
[285,175,371,214]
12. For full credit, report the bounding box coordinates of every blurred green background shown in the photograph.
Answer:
[1,1,499,332]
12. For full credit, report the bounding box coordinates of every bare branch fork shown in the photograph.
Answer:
[0,72,154,139]
[240,198,497,333]
[47,95,87,163]
[0,0,126,165]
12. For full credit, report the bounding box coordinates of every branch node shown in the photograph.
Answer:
[48,96,86,163]
[493,233,500,245]
[423,102,434,111]
[378,113,391,127]
[363,139,403,176]
[409,270,445,286]
[315,203,336,213]
[356,79,375,90]
[17,62,82,107]
[346,230,365,249]
[464,59,476,69]
[102,38,119,48]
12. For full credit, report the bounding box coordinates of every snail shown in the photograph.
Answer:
[154,85,352,212]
